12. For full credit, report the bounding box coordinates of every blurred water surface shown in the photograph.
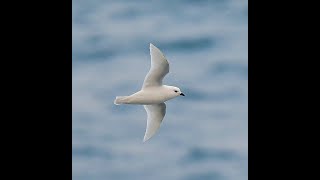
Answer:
[72,0,247,179]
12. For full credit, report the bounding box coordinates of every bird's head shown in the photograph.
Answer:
[165,86,185,98]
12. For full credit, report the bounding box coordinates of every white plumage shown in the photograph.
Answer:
[114,43,185,142]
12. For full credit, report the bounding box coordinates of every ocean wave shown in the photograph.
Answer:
[181,147,239,163]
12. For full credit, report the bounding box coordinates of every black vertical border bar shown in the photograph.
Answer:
[3,0,72,179]
[40,0,72,179]
[44,0,72,179]
[249,0,273,179]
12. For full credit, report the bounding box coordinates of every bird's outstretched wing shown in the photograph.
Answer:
[143,103,166,142]
[142,44,169,89]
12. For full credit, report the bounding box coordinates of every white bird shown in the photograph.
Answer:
[114,43,185,142]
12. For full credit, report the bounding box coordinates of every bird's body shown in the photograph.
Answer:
[114,43,184,142]
[115,85,179,105]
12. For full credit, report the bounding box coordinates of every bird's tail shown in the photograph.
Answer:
[114,96,129,105]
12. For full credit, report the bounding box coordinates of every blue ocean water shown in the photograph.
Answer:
[72,0,248,180]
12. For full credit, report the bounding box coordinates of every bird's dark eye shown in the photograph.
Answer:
[174,90,178,93]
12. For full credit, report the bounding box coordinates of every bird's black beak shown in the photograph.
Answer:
[180,93,185,96]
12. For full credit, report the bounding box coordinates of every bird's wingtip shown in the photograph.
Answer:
[143,135,151,143]
[143,137,147,143]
